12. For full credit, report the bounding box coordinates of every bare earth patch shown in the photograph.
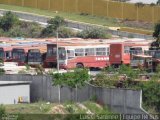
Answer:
[49,105,68,114]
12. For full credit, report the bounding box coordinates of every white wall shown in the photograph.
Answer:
[0,85,30,104]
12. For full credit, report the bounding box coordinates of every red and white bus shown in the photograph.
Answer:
[45,43,110,69]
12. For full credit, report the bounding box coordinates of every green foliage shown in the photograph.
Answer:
[0,58,4,64]
[77,28,111,39]
[156,64,160,73]
[25,64,30,71]
[91,72,119,87]
[47,16,65,30]
[0,105,5,119]
[138,80,160,112]
[58,27,76,38]
[41,16,65,37]
[52,68,89,88]
[8,26,25,37]
[0,11,19,31]
[35,65,45,75]
[157,0,160,5]
[106,65,142,79]
[0,19,43,38]
[83,101,112,114]
[19,21,42,38]
[90,94,98,102]
[92,65,143,88]
[105,66,116,73]
[151,22,160,49]
[41,25,56,37]
[0,68,5,75]
[118,64,141,79]
[153,22,160,39]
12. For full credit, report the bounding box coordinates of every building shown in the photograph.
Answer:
[0,81,31,104]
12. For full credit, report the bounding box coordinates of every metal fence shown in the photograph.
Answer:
[0,0,159,23]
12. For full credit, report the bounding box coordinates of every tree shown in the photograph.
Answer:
[52,68,89,102]
[151,23,160,49]
[157,0,160,5]
[47,16,65,30]
[0,11,19,31]
[139,79,160,112]
[41,16,65,37]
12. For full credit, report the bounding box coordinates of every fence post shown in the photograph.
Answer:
[91,0,93,16]
[22,0,24,7]
[107,1,109,17]
[62,0,64,11]
[152,6,154,23]
[36,0,38,8]
[48,0,51,10]
[75,0,78,13]
[121,2,124,19]
[136,6,139,21]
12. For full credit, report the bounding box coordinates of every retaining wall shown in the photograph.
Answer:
[0,74,149,114]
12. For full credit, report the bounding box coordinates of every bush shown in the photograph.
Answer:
[0,105,5,119]
[8,26,25,37]
[0,68,5,75]
[139,80,160,112]
[77,28,111,39]
[41,16,65,37]
[2,21,43,38]
[0,11,19,31]
[40,25,56,37]
[19,21,42,38]
[58,27,76,38]
[91,73,119,87]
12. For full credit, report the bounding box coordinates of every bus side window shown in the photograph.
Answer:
[67,50,75,59]
[75,49,84,56]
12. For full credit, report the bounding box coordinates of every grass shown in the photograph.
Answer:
[5,102,54,114]
[83,101,112,114]
[4,101,113,114]
[3,101,116,120]
[0,4,122,27]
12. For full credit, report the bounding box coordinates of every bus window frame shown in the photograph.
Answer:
[67,49,75,59]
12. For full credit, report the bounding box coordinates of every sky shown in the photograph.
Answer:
[128,0,158,4]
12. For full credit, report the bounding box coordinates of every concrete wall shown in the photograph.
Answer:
[0,9,153,40]
[0,74,148,114]
[0,84,30,104]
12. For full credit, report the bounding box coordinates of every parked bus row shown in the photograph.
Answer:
[0,38,158,70]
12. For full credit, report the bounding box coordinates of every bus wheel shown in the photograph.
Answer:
[76,63,84,68]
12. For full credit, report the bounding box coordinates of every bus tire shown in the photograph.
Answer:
[76,63,84,68]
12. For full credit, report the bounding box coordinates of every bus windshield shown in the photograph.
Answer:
[12,49,26,62]
[0,49,4,58]
[47,45,57,57]
[28,52,42,62]
[59,47,66,60]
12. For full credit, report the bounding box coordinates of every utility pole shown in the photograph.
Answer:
[56,30,59,73]
[56,30,61,104]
